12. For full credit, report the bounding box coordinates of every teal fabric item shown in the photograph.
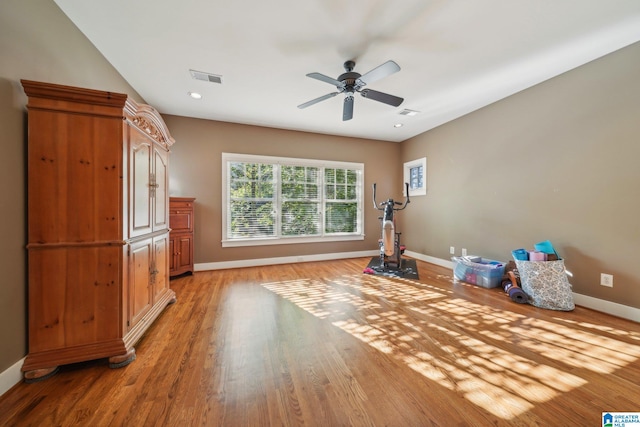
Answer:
[534,240,559,257]
[512,248,529,261]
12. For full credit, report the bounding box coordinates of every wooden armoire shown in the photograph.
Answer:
[21,80,176,381]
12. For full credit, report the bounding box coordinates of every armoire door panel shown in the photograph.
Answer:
[168,237,176,272]
[28,112,122,243]
[130,127,152,238]
[27,246,121,353]
[129,240,152,329]
[153,234,169,300]
[153,147,168,231]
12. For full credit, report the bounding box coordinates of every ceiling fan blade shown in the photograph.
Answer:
[297,92,340,109]
[343,95,354,121]
[360,89,404,107]
[356,60,401,86]
[306,72,345,88]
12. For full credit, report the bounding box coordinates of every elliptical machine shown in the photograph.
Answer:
[372,182,410,271]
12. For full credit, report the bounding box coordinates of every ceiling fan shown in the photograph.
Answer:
[298,60,404,121]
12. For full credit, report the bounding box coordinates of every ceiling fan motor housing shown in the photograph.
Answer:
[339,61,361,90]
[338,72,360,90]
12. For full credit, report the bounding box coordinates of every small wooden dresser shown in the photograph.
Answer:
[169,197,195,277]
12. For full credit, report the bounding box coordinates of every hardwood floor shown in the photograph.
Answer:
[1,257,639,426]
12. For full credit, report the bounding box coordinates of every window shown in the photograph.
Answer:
[281,165,320,236]
[324,168,359,233]
[403,157,427,196]
[228,161,275,238]
[222,153,364,247]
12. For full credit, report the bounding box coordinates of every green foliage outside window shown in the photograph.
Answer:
[229,162,275,237]
[228,160,360,239]
[281,165,320,236]
[324,168,357,233]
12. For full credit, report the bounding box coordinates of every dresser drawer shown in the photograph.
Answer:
[169,198,194,232]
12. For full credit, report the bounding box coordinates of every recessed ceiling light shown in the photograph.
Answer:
[399,109,420,116]
[188,92,203,100]
[394,123,403,128]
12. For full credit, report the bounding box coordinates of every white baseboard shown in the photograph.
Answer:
[0,358,23,398]
[572,293,640,322]
[404,250,454,269]
[195,250,379,271]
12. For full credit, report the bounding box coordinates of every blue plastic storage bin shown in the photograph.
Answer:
[452,256,505,288]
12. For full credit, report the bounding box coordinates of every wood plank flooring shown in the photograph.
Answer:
[1,257,640,426]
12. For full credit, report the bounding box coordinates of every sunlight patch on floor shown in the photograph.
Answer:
[558,318,640,342]
[262,274,640,420]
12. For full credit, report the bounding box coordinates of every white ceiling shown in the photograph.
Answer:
[53,0,640,143]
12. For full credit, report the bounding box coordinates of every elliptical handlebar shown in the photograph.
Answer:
[398,182,410,210]
[372,182,411,211]
[372,183,379,210]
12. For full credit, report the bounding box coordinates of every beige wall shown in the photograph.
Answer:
[164,116,399,263]
[401,41,640,309]
[0,0,143,373]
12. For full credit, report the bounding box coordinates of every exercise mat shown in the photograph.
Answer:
[502,270,528,304]
[364,257,419,279]
[506,285,528,303]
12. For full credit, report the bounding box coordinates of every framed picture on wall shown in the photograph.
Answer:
[403,157,426,196]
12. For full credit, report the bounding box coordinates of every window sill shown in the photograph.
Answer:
[222,234,365,248]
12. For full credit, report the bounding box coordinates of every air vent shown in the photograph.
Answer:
[189,69,222,84]
[399,109,420,116]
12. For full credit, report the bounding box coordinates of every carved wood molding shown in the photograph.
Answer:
[132,116,166,143]
[125,99,175,149]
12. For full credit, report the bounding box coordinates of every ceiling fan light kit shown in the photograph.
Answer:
[298,60,404,121]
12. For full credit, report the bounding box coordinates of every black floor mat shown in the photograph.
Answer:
[364,257,419,279]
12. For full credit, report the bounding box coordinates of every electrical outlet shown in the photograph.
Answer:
[461,248,467,256]
[600,273,613,287]
[450,246,455,255]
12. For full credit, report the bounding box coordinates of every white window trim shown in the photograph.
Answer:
[221,153,365,247]
[403,157,427,196]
